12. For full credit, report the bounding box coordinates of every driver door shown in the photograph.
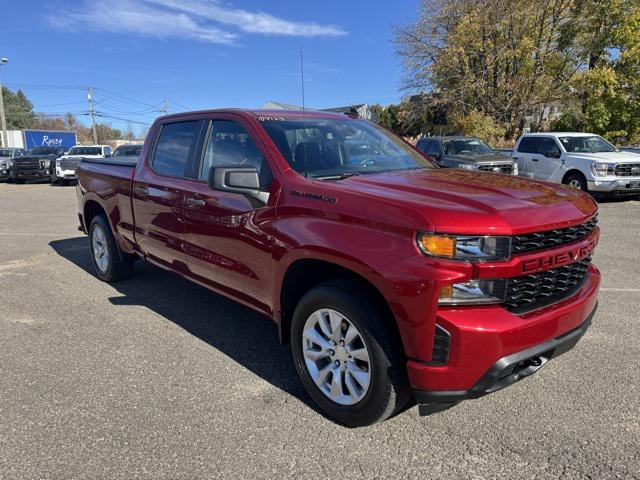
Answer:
[180,115,277,313]
[536,137,562,180]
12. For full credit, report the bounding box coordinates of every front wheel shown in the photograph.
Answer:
[563,172,588,191]
[290,281,410,427]
[89,215,134,282]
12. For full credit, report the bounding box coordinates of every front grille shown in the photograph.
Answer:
[14,159,40,170]
[511,216,598,255]
[429,325,451,365]
[477,163,513,174]
[504,257,591,313]
[59,158,80,171]
[615,163,640,176]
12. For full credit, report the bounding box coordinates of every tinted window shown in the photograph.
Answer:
[517,137,542,153]
[443,138,493,155]
[68,147,102,155]
[416,138,429,152]
[427,140,440,156]
[152,121,200,177]
[29,146,59,155]
[200,120,272,187]
[114,145,142,157]
[538,138,561,157]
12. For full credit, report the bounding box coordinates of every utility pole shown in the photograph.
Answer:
[87,87,98,144]
[161,97,168,116]
[0,57,8,148]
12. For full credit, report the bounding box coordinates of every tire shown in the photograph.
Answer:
[88,214,134,282]
[290,280,410,427]
[14,178,25,184]
[563,171,588,191]
[50,171,58,185]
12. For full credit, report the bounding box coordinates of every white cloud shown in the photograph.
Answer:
[46,0,346,44]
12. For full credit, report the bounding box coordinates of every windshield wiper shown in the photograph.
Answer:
[315,172,361,181]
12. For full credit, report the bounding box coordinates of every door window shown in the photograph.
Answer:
[517,137,542,153]
[416,139,430,153]
[427,140,440,156]
[151,121,201,177]
[200,120,272,187]
[538,138,561,157]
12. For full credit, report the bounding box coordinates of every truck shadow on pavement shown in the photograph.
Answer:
[49,236,320,415]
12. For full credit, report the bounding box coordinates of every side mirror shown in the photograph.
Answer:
[208,166,269,204]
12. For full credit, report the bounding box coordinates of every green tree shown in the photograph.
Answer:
[2,87,37,129]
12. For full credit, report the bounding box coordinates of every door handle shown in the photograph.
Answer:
[185,197,206,208]
[133,185,148,196]
[531,158,539,162]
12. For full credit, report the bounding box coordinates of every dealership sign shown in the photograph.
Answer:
[23,130,77,150]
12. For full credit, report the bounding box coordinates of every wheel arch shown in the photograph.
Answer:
[276,256,399,349]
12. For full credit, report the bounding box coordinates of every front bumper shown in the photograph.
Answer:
[408,264,600,403]
[11,169,49,180]
[588,177,640,192]
[56,167,78,179]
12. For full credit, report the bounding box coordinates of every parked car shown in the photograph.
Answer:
[512,132,640,195]
[112,143,143,161]
[54,145,112,184]
[77,110,600,427]
[621,146,640,155]
[10,146,65,183]
[0,147,27,181]
[416,136,517,174]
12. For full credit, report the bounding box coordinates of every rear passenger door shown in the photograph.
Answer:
[132,119,205,273]
[513,137,542,179]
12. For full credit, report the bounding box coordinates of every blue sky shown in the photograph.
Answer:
[0,0,420,133]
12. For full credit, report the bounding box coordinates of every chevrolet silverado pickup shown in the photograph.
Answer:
[76,110,600,427]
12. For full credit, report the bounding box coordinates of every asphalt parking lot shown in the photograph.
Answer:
[0,181,639,479]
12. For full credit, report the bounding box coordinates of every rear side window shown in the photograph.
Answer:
[517,137,542,153]
[152,121,200,177]
[538,138,560,156]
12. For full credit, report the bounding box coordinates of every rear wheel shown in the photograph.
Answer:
[290,281,410,427]
[563,171,588,191]
[89,215,134,282]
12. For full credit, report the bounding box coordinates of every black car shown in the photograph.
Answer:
[416,136,517,175]
[10,146,66,183]
[0,148,27,181]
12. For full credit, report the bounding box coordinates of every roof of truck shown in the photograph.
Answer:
[520,132,597,137]
[157,108,355,121]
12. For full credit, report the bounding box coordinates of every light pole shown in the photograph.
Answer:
[0,57,8,148]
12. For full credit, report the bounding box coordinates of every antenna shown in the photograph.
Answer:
[300,50,308,178]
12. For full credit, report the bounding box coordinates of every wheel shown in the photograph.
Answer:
[563,172,588,191]
[50,171,58,184]
[290,281,410,427]
[89,215,134,282]
[14,178,25,184]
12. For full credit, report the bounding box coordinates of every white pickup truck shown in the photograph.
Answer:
[53,145,112,185]
[512,132,640,195]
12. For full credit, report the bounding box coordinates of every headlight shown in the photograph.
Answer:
[417,233,511,261]
[41,159,50,168]
[590,162,615,177]
[439,279,506,305]
[512,162,518,175]
[460,164,476,170]
[0,160,7,168]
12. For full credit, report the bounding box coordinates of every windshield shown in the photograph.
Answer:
[259,117,433,179]
[29,147,59,155]
[442,138,493,155]
[114,145,142,156]
[68,147,102,156]
[559,136,617,153]
[0,149,12,157]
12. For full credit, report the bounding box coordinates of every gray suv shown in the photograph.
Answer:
[416,136,517,175]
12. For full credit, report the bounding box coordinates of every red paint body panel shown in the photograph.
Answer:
[76,108,601,397]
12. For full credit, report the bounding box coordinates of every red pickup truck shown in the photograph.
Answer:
[76,109,600,427]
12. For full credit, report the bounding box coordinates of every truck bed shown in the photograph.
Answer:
[80,157,139,168]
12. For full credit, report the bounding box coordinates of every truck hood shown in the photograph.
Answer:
[445,153,512,164]
[333,169,597,235]
[567,151,640,163]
